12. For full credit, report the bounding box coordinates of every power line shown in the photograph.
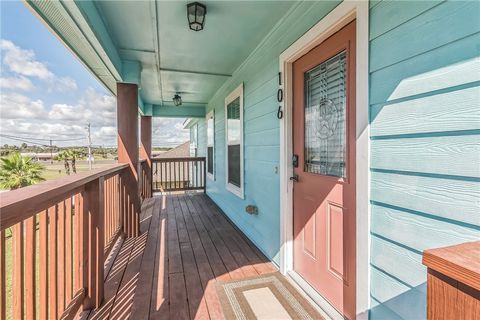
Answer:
[0,133,85,142]
[0,135,51,147]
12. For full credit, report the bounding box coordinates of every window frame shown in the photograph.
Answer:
[224,83,244,198]
[206,110,215,180]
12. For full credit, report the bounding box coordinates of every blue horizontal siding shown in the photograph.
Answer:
[369,1,480,319]
[198,1,341,263]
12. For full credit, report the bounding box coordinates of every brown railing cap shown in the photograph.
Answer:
[0,163,128,230]
[422,241,480,291]
[152,156,206,162]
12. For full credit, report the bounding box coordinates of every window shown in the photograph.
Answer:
[190,123,198,157]
[305,51,347,177]
[206,110,215,179]
[225,84,244,198]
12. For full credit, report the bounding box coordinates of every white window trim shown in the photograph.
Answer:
[206,110,215,180]
[278,2,370,319]
[191,123,198,157]
[224,83,244,199]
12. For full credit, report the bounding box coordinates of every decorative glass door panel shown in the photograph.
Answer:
[304,50,347,178]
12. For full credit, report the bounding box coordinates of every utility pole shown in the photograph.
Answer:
[86,123,92,170]
[49,139,53,164]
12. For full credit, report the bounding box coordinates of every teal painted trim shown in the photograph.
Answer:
[74,0,122,79]
[138,96,145,114]
[371,200,480,231]
[371,129,480,140]
[24,1,117,94]
[122,60,142,85]
[144,103,153,116]
[370,168,480,183]
[152,105,205,118]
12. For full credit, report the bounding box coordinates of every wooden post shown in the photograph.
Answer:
[140,115,152,198]
[83,178,104,309]
[117,83,140,237]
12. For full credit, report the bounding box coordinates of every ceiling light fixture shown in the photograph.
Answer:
[173,93,182,106]
[187,2,206,31]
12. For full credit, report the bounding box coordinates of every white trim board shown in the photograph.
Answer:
[278,1,370,318]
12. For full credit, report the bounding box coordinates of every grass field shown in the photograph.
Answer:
[40,159,116,181]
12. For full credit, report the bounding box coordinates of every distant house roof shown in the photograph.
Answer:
[153,142,190,158]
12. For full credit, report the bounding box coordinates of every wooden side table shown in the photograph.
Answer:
[423,241,480,319]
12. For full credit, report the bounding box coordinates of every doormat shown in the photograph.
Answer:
[216,272,325,320]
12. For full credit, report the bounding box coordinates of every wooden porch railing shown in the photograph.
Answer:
[139,159,152,199]
[152,157,206,192]
[0,163,135,320]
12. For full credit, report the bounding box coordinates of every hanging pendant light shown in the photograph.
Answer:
[187,2,207,31]
[173,93,182,106]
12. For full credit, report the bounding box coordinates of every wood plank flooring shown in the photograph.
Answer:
[85,193,277,320]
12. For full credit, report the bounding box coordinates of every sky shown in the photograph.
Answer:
[0,0,189,148]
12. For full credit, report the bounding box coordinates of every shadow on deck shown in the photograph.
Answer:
[81,193,277,320]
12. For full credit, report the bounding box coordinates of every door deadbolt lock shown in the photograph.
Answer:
[292,154,299,168]
[290,174,299,182]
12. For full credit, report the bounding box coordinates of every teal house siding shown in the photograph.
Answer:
[197,1,342,263]
[368,1,480,319]
[189,0,479,317]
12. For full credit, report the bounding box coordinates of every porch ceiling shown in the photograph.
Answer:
[94,1,294,108]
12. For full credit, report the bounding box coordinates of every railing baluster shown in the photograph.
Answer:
[58,200,66,314]
[0,230,5,320]
[203,157,206,191]
[79,188,89,309]
[160,161,163,191]
[49,205,58,319]
[25,215,36,320]
[168,161,172,190]
[196,159,199,188]
[105,178,110,246]
[187,159,191,188]
[13,222,24,319]
[39,210,48,319]
[65,196,73,303]
[174,159,177,189]
[74,193,81,292]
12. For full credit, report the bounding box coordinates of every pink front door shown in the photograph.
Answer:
[292,21,356,319]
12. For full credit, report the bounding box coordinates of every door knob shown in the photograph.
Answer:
[289,174,299,182]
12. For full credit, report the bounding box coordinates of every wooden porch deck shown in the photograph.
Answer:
[82,193,277,320]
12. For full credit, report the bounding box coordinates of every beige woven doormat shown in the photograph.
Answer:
[216,272,325,320]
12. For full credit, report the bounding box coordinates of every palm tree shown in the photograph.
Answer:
[55,151,71,175]
[67,149,83,174]
[0,152,45,190]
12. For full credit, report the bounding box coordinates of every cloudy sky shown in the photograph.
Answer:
[0,1,189,148]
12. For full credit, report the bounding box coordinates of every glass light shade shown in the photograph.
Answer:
[173,94,182,106]
[187,2,206,31]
